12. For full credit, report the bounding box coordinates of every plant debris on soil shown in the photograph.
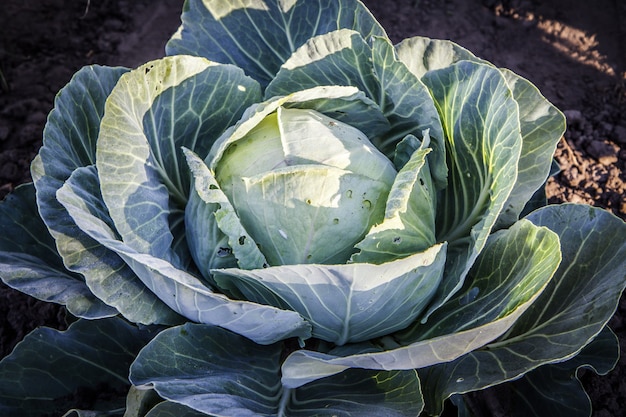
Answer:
[1,0,624,415]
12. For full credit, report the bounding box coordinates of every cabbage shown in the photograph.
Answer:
[0,1,624,416]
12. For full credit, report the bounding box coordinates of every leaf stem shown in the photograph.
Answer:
[277,387,292,417]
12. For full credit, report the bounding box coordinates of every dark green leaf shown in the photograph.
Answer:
[418,205,626,415]
[0,184,115,318]
[131,323,423,416]
[0,318,155,417]
[166,0,386,87]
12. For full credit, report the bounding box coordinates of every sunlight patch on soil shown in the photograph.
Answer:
[536,19,617,77]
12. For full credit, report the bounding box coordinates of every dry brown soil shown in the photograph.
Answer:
[0,0,624,415]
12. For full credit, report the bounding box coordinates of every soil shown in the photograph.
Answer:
[0,0,624,415]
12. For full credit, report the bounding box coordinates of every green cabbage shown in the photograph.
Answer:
[0,1,624,416]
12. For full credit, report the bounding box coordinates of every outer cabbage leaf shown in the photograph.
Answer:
[0,317,155,417]
[145,402,208,417]
[29,62,175,324]
[478,326,619,417]
[284,367,422,417]
[213,243,446,345]
[63,410,123,417]
[166,0,386,87]
[28,65,136,319]
[30,61,209,325]
[130,323,423,417]
[60,167,183,325]
[0,184,116,318]
[120,386,161,417]
[395,36,483,79]
[417,204,626,415]
[266,29,380,100]
[396,37,566,227]
[130,323,284,416]
[57,165,311,345]
[496,69,565,227]
[96,56,261,265]
[369,36,446,185]
[266,31,446,185]
[422,60,522,317]
[281,219,560,387]
[32,70,183,322]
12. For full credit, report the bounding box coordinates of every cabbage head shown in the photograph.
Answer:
[0,1,625,416]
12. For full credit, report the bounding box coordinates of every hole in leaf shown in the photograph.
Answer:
[217,247,232,257]
[238,236,246,245]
